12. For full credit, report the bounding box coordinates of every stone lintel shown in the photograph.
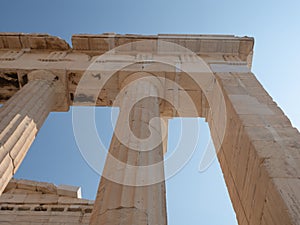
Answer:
[0,32,253,114]
[0,33,70,51]
[71,33,254,58]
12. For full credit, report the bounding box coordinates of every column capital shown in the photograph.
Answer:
[28,70,69,112]
[28,69,57,82]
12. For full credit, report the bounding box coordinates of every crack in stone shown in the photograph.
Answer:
[8,150,15,176]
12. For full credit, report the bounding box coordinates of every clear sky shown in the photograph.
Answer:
[1,0,300,224]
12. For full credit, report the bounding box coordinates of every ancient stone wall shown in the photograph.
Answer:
[0,179,93,225]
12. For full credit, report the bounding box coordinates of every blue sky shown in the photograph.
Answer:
[1,0,300,224]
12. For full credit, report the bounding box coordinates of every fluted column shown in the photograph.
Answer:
[90,72,167,225]
[0,70,58,195]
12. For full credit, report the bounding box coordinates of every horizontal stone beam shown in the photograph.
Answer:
[0,33,70,50]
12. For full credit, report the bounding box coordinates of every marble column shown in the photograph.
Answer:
[0,70,57,195]
[90,72,167,225]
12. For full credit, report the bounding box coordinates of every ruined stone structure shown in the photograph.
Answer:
[0,33,299,225]
[0,179,93,225]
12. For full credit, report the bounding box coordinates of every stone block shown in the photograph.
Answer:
[4,178,17,191]
[36,181,57,194]
[72,37,89,50]
[45,36,70,50]
[0,193,27,204]
[6,35,22,49]
[244,126,274,141]
[19,35,30,49]
[263,157,300,178]
[16,179,37,192]
[28,36,47,49]
[57,185,82,198]
[0,35,8,48]
[0,211,17,221]
[88,38,109,51]
[210,63,251,73]
[24,194,58,204]
[228,94,274,115]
